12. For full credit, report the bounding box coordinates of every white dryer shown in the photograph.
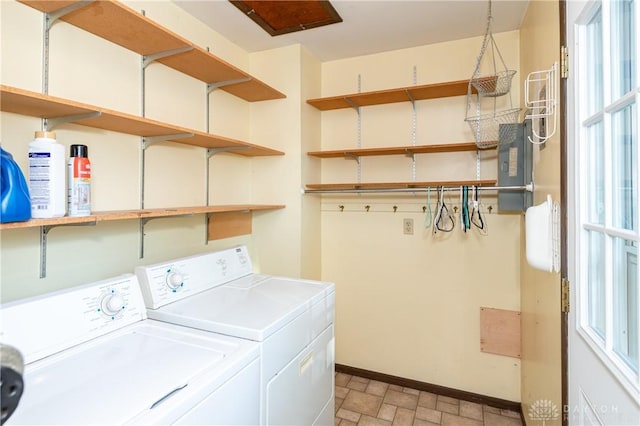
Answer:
[135,246,335,426]
[0,274,260,425]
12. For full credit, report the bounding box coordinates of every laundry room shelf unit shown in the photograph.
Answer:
[306,79,479,110]
[19,0,285,102]
[306,80,496,192]
[307,142,480,158]
[4,0,288,277]
[0,205,285,230]
[0,205,284,279]
[0,86,283,156]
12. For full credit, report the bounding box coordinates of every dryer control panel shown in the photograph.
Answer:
[135,245,254,309]
[0,274,146,364]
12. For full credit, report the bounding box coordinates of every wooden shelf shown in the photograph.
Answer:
[0,205,285,230]
[307,142,487,158]
[1,85,283,156]
[307,79,481,111]
[305,180,497,191]
[19,0,285,102]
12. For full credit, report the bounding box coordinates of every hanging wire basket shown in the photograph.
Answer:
[465,0,520,148]
[471,69,517,98]
[465,108,521,149]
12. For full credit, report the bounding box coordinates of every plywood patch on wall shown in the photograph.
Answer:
[208,211,252,240]
[480,307,521,358]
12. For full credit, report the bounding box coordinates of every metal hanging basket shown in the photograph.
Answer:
[471,69,517,98]
[465,108,521,149]
[465,0,520,149]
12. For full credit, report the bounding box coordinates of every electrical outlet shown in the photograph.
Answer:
[403,218,414,235]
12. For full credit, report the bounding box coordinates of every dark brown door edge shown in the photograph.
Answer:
[559,1,569,426]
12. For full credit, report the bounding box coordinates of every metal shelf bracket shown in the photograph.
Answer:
[139,214,193,258]
[207,146,251,158]
[207,77,252,94]
[46,1,95,30]
[142,133,194,150]
[344,153,361,164]
[45,111,102,131]
[142,46,193,69]
[39,221,97,278]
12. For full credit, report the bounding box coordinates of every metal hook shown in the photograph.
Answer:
[339,205,344,212]
[488,205,493,213]
[365,205,370,212]
[393,206,398,212]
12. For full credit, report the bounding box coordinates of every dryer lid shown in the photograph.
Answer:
[148,276,334,341]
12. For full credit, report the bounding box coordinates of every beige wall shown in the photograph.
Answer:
[518,1,562,424]
[317,32,523,401]
[0,0,305,301]
[1,0,563,408]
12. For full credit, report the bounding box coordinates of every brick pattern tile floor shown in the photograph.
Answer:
[335,373,523,426]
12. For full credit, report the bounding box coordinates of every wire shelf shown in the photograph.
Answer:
[465,108,521,149]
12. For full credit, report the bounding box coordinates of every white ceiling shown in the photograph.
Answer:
[173,0,530,62]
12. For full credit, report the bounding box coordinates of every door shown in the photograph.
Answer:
[567,0,640,424]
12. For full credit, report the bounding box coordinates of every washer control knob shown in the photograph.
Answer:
[165,271,184,290]
[101,292,125,316]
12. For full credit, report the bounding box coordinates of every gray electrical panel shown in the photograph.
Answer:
[497,120,533,212]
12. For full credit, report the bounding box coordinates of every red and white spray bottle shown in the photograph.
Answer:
[68,144,91,217]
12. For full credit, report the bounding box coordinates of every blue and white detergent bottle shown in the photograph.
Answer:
[1,146,31,223]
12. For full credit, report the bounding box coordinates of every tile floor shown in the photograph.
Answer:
[335,372,523,426]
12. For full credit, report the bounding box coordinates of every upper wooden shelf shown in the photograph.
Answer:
[307,79,479,111]
[1,85,284,156]
[0,204,285,230]
[307,142,486,158]
[305,180,497,191]
[19,0,286,102]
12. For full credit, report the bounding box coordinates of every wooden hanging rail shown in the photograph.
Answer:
[305,180,497,191]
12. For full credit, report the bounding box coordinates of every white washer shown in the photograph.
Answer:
[135,246,336,426]
[0,274,260,425]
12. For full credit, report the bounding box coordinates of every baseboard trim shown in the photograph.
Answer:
[336,363,523,415]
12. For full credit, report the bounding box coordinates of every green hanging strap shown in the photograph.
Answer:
[424,187,432,228]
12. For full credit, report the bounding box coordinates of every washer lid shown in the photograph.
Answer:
[8,321,255,425]
[148,276,334,341]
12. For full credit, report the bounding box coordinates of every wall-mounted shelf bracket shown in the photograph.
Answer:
[405,150,416,161]
[142,133,193,150]
[207,77,252,93]
[344,153,361,164]
[206,146,251,158]
[344,97,360,111]
[140,133,193,210]
[45,111,102,131]
[142,46,193,69]
[39,221,96,278]
[45,1,94,30]
[139,214,193,258]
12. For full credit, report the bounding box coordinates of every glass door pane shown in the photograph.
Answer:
[611,0,636,98]
[588,230,606,338]
[613,237,639,372]
[587,6,604,116]
[588,121,605,224]
[611,103,638,231]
